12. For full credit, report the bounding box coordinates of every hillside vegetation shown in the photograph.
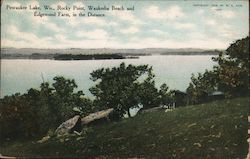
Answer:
[1,97,248,158]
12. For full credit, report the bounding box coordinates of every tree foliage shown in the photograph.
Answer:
[186,36,249,103]
[186,70,219,104]
[213,36,249,97]
[0,76,92,139]
[90,62,171,118]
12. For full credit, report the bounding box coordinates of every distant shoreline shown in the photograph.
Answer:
[0,48,221,60]
[1,52,219,60]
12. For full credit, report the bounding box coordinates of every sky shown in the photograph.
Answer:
[1,0,249,49]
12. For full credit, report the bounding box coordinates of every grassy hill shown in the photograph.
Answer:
[1,97,249,158]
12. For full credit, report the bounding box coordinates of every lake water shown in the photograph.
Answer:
[1,55,217,98]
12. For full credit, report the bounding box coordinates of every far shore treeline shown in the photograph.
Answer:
[0,48,220,60]
[0,37,249,140]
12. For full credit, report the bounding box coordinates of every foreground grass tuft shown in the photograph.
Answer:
[1,97,249,158]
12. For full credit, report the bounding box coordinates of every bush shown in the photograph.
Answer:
[0,76,93,140]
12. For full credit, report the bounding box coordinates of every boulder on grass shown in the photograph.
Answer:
[81,108,114,125]
[55,115,81,135]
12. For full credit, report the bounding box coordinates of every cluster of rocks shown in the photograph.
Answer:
[55,108,114,135]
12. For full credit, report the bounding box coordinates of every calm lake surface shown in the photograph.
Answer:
[1,55,217,98]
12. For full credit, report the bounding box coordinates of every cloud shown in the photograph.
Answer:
[55,34,66,41]
[108,22,118,26]
[152,29,166,35]
[29,15,63,32]
[173,22,195,29]
[128,36,228,49]
[8,25,38,41]
[26,2,63,32]
[146,6,162,19]
[188,32,207,40]
[2,30,229,49]
[67,17,81,26]
[59,2,118,27]
[186,38,229,49]
[217,24,238,38]
[2,39,33,48]
[50,1,111,27]
[203,17,245,39]
[76,29,108,40]
[205,19,217,26]
[146,5,184,20]
[2,1,247,50]
[203,17,241,39]
[1,26,231,49]
[120,26,139,34]
[50,1,86,27]
[3,25,53,48]
[212,9,236,19]
[82,17,106,26]
[110,9,143,25]
[220,10,236,18]
[196,9,205,15]
[72,2,85,8]
[61,12,107,27]
[2,24,227,49]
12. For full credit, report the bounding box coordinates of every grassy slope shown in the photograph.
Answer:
[1,97,249,158]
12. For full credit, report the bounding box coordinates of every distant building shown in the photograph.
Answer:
[171,90,188,107]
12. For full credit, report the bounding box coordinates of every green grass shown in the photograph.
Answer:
[1,97,249,158]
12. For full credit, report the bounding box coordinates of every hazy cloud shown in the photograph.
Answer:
[146,5,184,20]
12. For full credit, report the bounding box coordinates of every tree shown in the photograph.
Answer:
[90,62,166,118]
[0,93,32,138]
[158,83,172,106]
[186,70,219,104]
[51,76,82,122]
[0,76,93,139]
[137,67,161,110]
[186,36,249,103]
[213,36,249,97]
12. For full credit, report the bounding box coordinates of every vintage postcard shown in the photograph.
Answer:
[0,0,249,158]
